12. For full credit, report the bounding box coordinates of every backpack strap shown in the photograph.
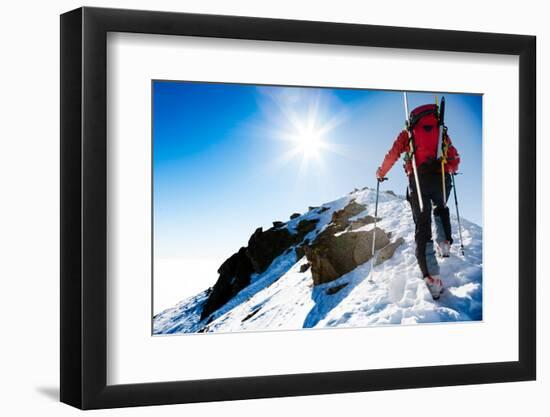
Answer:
[403,122,415,164]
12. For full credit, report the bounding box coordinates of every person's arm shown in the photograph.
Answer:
[376,130,409,179]
[445,135,460,173]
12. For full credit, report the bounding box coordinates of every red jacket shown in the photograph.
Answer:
[377,129,460,178]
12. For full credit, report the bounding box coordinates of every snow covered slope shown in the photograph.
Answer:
[153,187,482,334]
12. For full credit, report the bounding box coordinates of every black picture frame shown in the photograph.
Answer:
[60,6,536,410]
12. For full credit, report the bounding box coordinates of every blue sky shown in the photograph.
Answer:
[153,81,482,261]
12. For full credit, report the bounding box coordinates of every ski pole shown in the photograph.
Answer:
[441,135,448,207]
[441,160,447,206]
[403,92,424,212]
[437,97,447,206]
[368,178,385,283]
[451,173,465,255]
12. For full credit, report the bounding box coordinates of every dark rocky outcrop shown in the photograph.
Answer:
[331,200,366,229]
[201,218,320,319]
[374,237,405,266]
[295,243,308,259]
[349,215,380,231]
[201,247,254,319]
[247,227,296,273]
[246,219,318,274]
[317,206,330,214]
[200,197,396,319]
[292,199,390,285]
[305,226,390,285]
[241,308,261,323]
[290,212,301,220]
[295,218,319,239]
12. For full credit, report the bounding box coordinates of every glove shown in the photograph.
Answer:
[376,167,388,182]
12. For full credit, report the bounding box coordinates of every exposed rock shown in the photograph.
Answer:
[290,212,301,220]
[331,200,367,229]
[247,226,296,273]
[295,244,307,259]
[201,199,377,319]
[374,237,405,266]
[317,206,330,214]
[201,247,254,319]
[385,190,396,196]
[353,228,391,265]
[305,226,390,285]
[299,263,311,273]
[349,215,380,230]
[241,308,261,323]
[326,282,349,295]
[295,218,319,239]
[202,218,318,319]
[308,206,319,212]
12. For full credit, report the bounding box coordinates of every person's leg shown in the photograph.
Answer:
[424,240,440,274]
[408,176,438,278]
[432,174,453,245]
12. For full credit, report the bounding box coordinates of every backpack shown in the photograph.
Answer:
[408,103,442,171]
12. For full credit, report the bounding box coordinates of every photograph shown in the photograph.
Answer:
[0,0,541,413]
[152,81,483,335]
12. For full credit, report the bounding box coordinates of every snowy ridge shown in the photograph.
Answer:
[153,187,482,334]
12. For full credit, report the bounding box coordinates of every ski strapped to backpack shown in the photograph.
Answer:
[403,92,424,212]
[436,96,448,205]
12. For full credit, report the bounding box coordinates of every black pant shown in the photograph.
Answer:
[407,173,452,277]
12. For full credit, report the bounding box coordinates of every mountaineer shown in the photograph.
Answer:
[376,96,460,299]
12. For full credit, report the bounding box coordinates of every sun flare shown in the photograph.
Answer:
[292,126,325,158]
[264,89,349,175]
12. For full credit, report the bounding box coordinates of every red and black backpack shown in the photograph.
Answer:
[408,103,443,170]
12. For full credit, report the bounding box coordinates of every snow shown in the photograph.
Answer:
[153,187,482,335]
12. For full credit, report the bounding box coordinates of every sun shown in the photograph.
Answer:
[292,125,325,159]
[263,89,349,175]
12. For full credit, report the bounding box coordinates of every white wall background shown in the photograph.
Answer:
[0,0,544,415]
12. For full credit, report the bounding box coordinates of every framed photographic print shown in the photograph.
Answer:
[60,6,536,410]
